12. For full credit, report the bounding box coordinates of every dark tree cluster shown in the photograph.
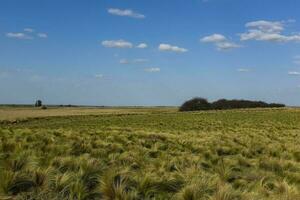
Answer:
[35,100,42,107]
[179,98,211,112]
[34,100,47,109]
[179,97,285,112]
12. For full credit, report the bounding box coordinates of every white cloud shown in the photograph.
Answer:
[144,67,160,72]
[37,33,48,38]
[240,30,300,42]
[102,40,147,49]
[245,21,284,33]
[6,29,47,40]
[107,8,145,19]
[95,74,104,79]
[136,43,147,48]
[6,32,32,40]
[24,28,34,33]
[119,59,130,64]
[240,20,300,42]
[288,71,300,75]
[102,40,133,48]
[216,42,241,50]
[237,68,250,72]
[201,34,226,43]
[158,43,188,53]
[201,34,240,50]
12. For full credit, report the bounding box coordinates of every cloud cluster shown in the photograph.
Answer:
[201,34,240,50]
[6,32,32,40]
[6,28,47,40]
[102,40,148,49]
[158,43,188,53]
[240,20,300,42]
[108,8,145,19]
[144,67,160,72]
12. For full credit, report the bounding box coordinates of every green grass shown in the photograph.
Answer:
[1,108,300,199]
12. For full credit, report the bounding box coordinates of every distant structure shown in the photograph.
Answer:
[35,100,42,107]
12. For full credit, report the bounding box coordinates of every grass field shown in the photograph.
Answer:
[1,107,300,199]
[0,106,176,121]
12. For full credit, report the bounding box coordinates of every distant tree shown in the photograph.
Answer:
[211,99,281,110]
[179,97,211,112]
[179,97,285,112]
[211,99,231,110]
[268,103,285,108]
[35,100,42,107]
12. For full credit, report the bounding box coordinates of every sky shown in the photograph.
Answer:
[0,0,300,106]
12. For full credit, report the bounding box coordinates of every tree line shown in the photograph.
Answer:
[179,97,285,112]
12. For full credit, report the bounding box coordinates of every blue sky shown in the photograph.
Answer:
[0,0,300,106]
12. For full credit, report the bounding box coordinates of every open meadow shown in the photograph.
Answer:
[1,107,300,199]
[0,106,176,122]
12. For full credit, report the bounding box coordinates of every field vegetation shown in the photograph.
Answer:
[0,106,176,122]
[1,107,300,199]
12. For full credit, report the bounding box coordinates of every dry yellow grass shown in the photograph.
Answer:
[0,106,177,121]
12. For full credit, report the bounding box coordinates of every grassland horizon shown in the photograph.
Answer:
[1,1,300,199]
